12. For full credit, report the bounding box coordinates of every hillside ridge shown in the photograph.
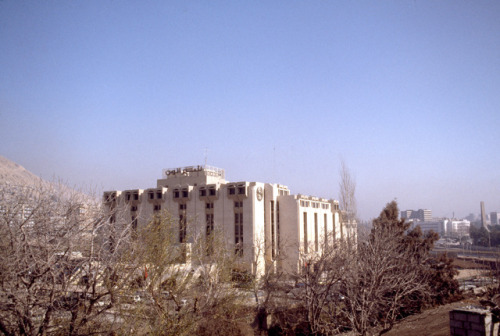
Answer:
[0,155,45,186]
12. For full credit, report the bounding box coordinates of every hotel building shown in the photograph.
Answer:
[103,165,352,276]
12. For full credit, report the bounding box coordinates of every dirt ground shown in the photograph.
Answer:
[384,297,481,336]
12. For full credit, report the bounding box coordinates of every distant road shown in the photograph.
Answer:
[433,246,500,262]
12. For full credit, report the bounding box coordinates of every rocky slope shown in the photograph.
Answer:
[0,155,45,186]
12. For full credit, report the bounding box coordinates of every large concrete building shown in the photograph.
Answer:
[490,212,500,226]
[408,220,445,236]
[103,165,352,276]
[401,208,432,222]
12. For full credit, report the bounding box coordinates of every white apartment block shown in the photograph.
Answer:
[103,165,351,276]
[408,218,471,238]
[445,219,471,238]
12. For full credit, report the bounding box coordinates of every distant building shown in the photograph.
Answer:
[401,210,413,220]
[408,220,445,236]
[491,212,500,226]
[445,219,471,238]
[103,165,353,276]
[401,209,432,222]
[408,218,470,238]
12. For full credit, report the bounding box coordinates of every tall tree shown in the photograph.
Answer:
[338,159,357,238]
[341,201,439,336]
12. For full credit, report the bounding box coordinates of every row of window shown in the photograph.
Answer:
[132,199,334,217]
[131,201,242,212]
[278,189,289,196]
[228,186,246,195]
[173,189,189,198]
[300,200,332,210]
[164,186,245,199]
[199,188,217,197]
[115,185,303,203]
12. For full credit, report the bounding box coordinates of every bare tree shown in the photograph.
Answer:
[0,182,134,336]
[275,202,441,336]
[289,236,353,335]
[338,159,357,239]
[115,212,247,336]
[247,231,291,334]
[340,201,438,336]
[342,228,429,335]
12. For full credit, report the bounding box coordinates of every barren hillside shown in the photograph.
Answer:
[0,155,45,186]
[0,155,95,202]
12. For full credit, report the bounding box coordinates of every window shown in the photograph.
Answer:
[154,204,161,212]
[209,188,216,196]
[174,190,180,198]
[131,205,138,212]
[314,213,319,252]
[235,213,243,256]
[271,200,276,259]
[277,201,280,254]
[106,193,116,202]
[199,189,206,197]
[332,213,337,243]
[234,201,243,208]
[182,189,188,198]
[238,186,245,195]
[131,215,138,240]
[126,193,131,201]
[132,215,138,231]
[156,192,162,199]
[303,212,308,253]
[179,215,186,243]
[206,202,214,209]
[149,193,154,200]
[324,213,328,249]
[206,214,214,235]
[229,187,236,195]
[206,213,214,255]
[134,193,139,200]
[179,203,187,243]
[322,203,329,210]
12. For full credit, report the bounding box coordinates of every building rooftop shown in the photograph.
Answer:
[162,165,225,179]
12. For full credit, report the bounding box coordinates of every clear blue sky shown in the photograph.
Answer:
[1,1,499,220]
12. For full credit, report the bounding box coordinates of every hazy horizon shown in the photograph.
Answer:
[1,1,499,220]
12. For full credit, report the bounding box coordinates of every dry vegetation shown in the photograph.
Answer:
[0,158,463,336]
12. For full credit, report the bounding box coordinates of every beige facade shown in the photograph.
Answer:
[103,165,349,276]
